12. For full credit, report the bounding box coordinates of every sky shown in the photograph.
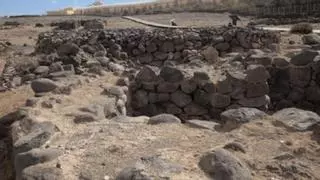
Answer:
[0,0,153,16]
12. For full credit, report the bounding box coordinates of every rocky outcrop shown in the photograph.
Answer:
[199,148,252,180]
[272,108,320,131]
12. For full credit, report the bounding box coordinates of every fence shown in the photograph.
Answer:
[257,3,320,17]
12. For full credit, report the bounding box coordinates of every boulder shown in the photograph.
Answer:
[57,43,80,57]
[104,97,119,118]
[238,95,270,108]
[210,93,231,108]
[148,114,182,125]
[194,89,210,106]
[153,51,168,61]
[170,91,192,107]
[181,80,197,94]
[142,82,156,91]
[108,62,125,74]
[15,148,62,179]
[96,57,110,67]
[164,103,183,115]
[199,148,252,180]
[83,19,105,29]
[146,43,157,53]
[289,65,312,87]
[136,66,159,83]
[272,56,290,68]
[216,76,232,94]
[159,66,184,83]
[290,49,319,66]
[157,82,179,93]
[302,33,320,45]
[201,46,219,63]
[116,155,183,180]
[103,85,125,98]
[132,90,149,109]
[138,54,153,64]
[184,103,208,116]
[31,78,58,94]
[221,108,268,130]
[55,20,79,30]
[21,165,64,180]
[79,104,105,119]
[215,42,230,52]
[161,41,175,53]
[287,88,305,102]
[148,93,170,103]
[272,108,320,131]
[74,113,100,123]
[25,98,39,107]
[34,66,49,75]
[14,122,57,155]
[246,82,269,98]
[248,54,272,66]
[245,65,270,83]
[306,85,320,102]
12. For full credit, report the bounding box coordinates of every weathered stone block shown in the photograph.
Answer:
[194,89,210,106]
[171,91,192,107]
[181,80,197,94]
[216,76,232,94]
[245,65,270,83]
[148,93,170,103]
[238,95,270,108]
[210,93,231,108]
[184,103,208,116]
[132,90,148,109]
[201,46,219,64]
[157,82,179,93]
[160,66,184,83]
[135,66,159,83]
[246,82,269,98]
[289,65,312,87]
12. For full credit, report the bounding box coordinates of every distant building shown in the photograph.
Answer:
[90,0,104,7]
[47,7,75,16]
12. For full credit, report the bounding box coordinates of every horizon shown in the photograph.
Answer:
[0,0,155,16]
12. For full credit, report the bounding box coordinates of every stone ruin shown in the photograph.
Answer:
[30,27,280,120]
[2,25,320,180]
[3,25,320,120]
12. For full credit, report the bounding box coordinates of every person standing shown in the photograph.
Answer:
[229,14,241,26]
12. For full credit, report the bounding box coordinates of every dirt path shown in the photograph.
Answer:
[122,16,188,29]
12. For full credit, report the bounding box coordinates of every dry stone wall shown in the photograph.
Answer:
[268,49,320,114]
[130,64,271,121]
[129,48,320,120]
[36,26,280,65]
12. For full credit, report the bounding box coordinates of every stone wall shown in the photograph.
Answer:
[268,49,320,114]
[129,64,271,121]
[36,27,280,65]
[129,48,320,120]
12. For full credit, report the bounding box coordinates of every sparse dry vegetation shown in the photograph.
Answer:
[290,23,313,34]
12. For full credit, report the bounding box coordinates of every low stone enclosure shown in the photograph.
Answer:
[4,26,320,121]
[3,24,320,180]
